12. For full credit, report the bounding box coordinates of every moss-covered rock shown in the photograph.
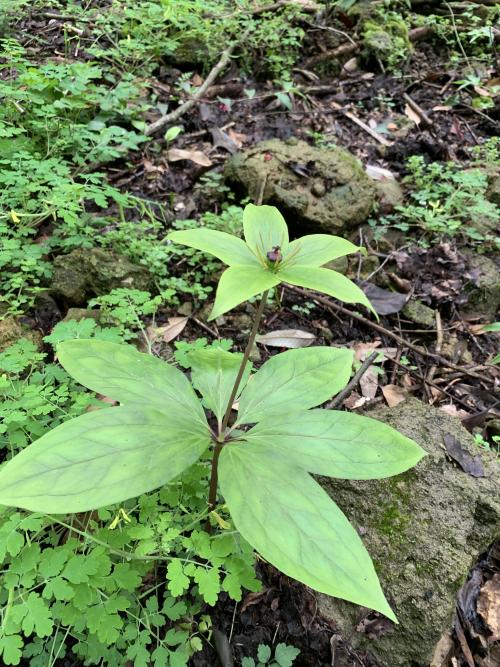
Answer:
[50,248,151,305]
[402,299,435,327]
[317,398,499,667]
[225,139,375,234]
[0,317,43,352]
[461,251,500,320]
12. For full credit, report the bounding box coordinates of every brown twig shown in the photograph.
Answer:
[303,26,433,68]
[145,30,250,136]
[426,310,443,386]
[287,285,494,384]
[327,351,379,409]
[403,92,433,127]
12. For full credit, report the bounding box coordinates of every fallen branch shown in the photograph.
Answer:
[286,285,495,384]
[303,26,432,68]
[327,351,379,409]
[145,31,250,136]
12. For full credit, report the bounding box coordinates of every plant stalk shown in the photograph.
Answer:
[219,289,269,437]
[205,289,269,533]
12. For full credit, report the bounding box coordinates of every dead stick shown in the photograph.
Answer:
[403,92,433,126]
[145,30,250,136]
[327,351,379,409]
[304,26,433,68]
[331,102,392,146]
[287,285,493,383]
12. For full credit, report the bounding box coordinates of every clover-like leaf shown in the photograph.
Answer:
[57,340,207,428]
[243,203,289,258]
[278,266,376,315]
[189,348,252,427]
[219,445,397,621]
[0,407,211,513]
[236,347,353,425]
[285,234,361,267]
[244,409,426,479]
[167,228,258,266]
[210,265,281,321]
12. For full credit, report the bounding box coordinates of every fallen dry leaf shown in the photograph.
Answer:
[366,164,397,181]
[256,328,315,348]
[382,384,407,407]
[228,128,248,148]
[430,629,454,667]
[210,127,240,154]
[404,102,422,125]
[477,574,500,641]
[440,404,470,420]
[443,433,485,477]
[166,148,212,166]
[361,282,408,315]
[359,368,379,399]
[147,317,188,344]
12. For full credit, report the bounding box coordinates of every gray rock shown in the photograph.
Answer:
[402,299,435,327]
[0,317,43,353]
[462,251,500,320]
[225,139,375,234]
[317,398,500,667]
[50,248,151,304]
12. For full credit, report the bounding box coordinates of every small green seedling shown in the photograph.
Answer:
[0,205,425,621]
[242,642,300,667]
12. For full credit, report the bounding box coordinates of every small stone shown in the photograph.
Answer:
[311,181,326,197]
[63,308,100,322]
[50,248,151,305]
[461,251,500,320]
[177,302,193,317]
[358,255,380,280]
[0,317,43,353]
[402,300,436,327]
[325,256,349,275]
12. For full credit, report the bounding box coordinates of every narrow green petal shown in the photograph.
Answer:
[243,204,289,258]
[167,229,258,266]
[284,234,361,267]
[209,265,280,321]
[279,266,376,316]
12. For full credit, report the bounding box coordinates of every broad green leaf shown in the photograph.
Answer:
[209,265,281,321]
[189,348,251,427]
[167,228,257,266]
[236,347,353,425]
[285,235,361,267]
[279,266,375,315]
[57,340,207,428]
[244,409,426,479]
[0,407,210,513]
[243,204,289,258]
[219,446,397,621]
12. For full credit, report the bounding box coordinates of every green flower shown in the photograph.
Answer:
[168,204,375,320]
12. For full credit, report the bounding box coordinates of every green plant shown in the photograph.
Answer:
[0,205,425,623]
[242,642,300,667]
[374,155,499,244]
[0,332,257,665]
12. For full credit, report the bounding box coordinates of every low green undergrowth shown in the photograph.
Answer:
[372,152,499,246]
[0,333,259,666]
